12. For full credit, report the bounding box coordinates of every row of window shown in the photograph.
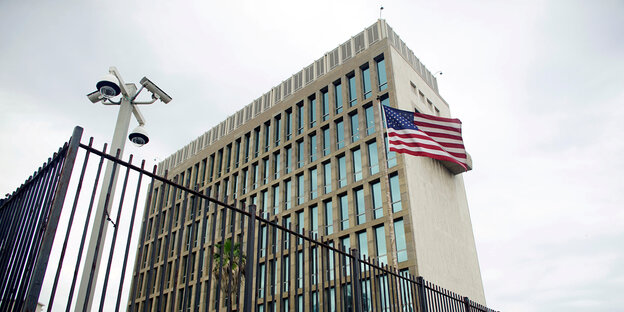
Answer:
[167,55,387,194]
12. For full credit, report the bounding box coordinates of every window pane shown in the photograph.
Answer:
[324,200,333,235]
[297,140,304,168]
[336,120,345,150]
[323,161,332,194]
[376,57,387,91]
[348,75,357,106]
[375,225,387,264]
[371,181,382,219]
[337,155,347,188]
[339,195,349,230]
[394,219,408,262]
[297,103,304,135]
[334,82,343,114]
[367,141,379,175]
[309,97,317,127]
[285,179,292,210]
[352,148,362,182]
[362,66,372,99]
[389,174,402,212]
[355,188,365,225]
[322,90,330,121]
[322,128,331,156]
[310,134,317,162]
[310,168,318,200]
[297,174,305,205]
[350,113,359,142]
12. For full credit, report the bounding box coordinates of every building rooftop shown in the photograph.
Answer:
[158,19,439,175]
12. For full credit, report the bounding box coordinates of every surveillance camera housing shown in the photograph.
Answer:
[87,90,104,103]
[128,125,149,147]
[140,77,172,104]
[96,74,121,98]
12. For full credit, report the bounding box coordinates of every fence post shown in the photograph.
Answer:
[350,249,363,312]
[463,296,471,312]
[242,204,256,312]
[416,276,428,312]
[23,126,83,312]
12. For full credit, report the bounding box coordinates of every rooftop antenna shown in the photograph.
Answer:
[379,6,384,19]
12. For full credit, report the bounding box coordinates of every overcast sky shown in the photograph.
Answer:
[1,1,623,311]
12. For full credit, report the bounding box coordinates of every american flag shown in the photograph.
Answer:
[382,105,468,171]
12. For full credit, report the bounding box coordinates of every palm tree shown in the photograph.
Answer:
[213,238,246,309]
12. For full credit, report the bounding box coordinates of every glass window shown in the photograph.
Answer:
[324,200,333,235]
[328,242,335,281]
[286,109,293,141]
[262,158,269,184]
[285,146,292,174]
[371,181,382,219]
[352,148,362,182]
[375,225,387,264]
[348,74,357,107]
[208,154,215,182]
[385,134,397,168]
[264,122,271,152]
[310,205,318,237]
[297,102,304,135]
[244,133,251,162]
[284,216,291,249]
[339,194,349,230]
[273,152,281,179]
[310,167,318,200]
[252,163,259,190]
[216,150,223,176]
[234,140,240,168]
[334,82,343,114]
[309,133,318,162]
[355,188,365,225]
[254,128,260,157]
[261,190,268,212]
[321,89,330,121]
[362,65,372,99]
[285,179,292,210]
[389,174,402,212]
[350,113,359,142]
[272,184,280,215]
[337,155,347,188]
[323,161,332,194]
[297,140,304,168]
[322,127,330,156]
[367,141,379,175]
[282,255,290,292]
[309,96,317,128]
[275,116,282,146]
[376,57,387,91]
[365,105,375,136]
[357,231,368,256]
[297,174,304,205]
[394,219,408,262]
[242,169,248,194]
[258,262,266,298]
[297,211,304,244]
[341,236,351,277]
[336,120,345,150]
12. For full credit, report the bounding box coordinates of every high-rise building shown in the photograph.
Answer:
[130,19,485,311]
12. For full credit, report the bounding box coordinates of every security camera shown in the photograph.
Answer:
[96,74,121,99]
[87,90,104,103]
[140,77,172,104]
[128,125,149,147]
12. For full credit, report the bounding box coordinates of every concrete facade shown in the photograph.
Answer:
[129,19,486,311]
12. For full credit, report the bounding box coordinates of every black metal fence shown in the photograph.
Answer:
[0,127,498,312]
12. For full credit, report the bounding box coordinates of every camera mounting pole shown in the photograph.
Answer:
[76,67,171,312]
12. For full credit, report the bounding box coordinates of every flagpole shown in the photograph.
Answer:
[376,96,400,273]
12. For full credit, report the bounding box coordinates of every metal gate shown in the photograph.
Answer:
[0,126,497,312]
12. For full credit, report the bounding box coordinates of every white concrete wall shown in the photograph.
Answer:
[389,47,486,304]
